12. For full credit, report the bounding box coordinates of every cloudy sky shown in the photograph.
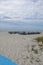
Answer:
[0,0,43,22]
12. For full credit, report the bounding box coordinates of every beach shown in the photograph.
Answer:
[0,31,43,65]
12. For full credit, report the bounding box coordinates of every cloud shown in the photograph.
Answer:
[31,0,39,3]
[0,0,43,21]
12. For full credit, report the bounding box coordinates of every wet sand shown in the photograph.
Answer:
[0,31,43,65]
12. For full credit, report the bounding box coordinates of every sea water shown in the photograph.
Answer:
[0,20,43,31]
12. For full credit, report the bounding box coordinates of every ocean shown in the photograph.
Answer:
[0,20,43,31]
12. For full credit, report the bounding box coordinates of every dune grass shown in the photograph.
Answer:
[35,36,43,43]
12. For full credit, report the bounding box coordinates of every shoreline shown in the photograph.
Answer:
[0,29,43,32]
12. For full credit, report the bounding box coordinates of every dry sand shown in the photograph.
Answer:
[0,31,43,65]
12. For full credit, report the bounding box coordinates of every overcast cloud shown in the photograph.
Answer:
[0,0,43,21]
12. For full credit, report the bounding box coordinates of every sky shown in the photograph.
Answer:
[0,0,43,22]
[0,0,43,31]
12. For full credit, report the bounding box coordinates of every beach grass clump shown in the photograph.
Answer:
[35,36,43,51]
[35,36,43,43]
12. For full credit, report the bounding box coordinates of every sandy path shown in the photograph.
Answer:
[0,32,43,65]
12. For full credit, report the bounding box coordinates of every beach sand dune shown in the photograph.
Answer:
[0,31,43,65]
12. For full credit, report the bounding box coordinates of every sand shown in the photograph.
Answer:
[0,31,43,65]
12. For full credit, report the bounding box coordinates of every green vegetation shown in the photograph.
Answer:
[35,36,43,43]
